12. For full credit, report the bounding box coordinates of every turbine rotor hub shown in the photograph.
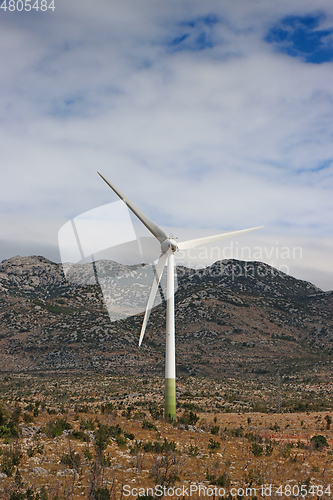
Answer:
[161,238,178,254]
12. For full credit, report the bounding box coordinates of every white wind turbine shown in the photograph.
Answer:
[98,172,262,420]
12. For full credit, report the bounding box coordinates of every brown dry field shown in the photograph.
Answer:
[1,372,333,499]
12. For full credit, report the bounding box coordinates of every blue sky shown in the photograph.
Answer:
[1,0,333,290]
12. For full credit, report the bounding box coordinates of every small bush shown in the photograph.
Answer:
[265,442,274,456]
[251,442,263,457]
[149,403,163,420]
[93,488,111,500]
[27,446,35,458]
[143,438,176,453]
[0,405,8,426]
[46,418,72,438]
[179,411,199,426]
[130,441,142,455]
[208,438,221,451]
[1,443,22,477]
[23,413,34,424]
[281,442,293,458]
[84,448,93,460]
[229,426,244,438]
[80,418,96,431]
[311,435,329,449]
[206,472,230,487]
[109,424,122,438]
[46,408,57,415]
[142,420,157,431]
[188,444,199,456]
[116,436,127,448]
[71,430,88,441]
[74,404,90,413]
[100,403,114,414]
[0,425,11,438]
[95,425,111,453]
[124,431,135,440]
[61,451,81,471]
[245,432,262,443]
[325,416,332,430]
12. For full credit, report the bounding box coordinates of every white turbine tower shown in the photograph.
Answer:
[98,172,262,420]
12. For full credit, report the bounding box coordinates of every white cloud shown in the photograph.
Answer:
[0,0,333,290]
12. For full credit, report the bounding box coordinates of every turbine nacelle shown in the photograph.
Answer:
[161,238,178,254]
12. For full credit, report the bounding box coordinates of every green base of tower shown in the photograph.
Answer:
[164,378,176,420]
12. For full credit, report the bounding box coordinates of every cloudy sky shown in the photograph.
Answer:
[1,0,333,290]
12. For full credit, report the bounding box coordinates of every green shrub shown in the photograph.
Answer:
[45,418,72,438]
[116,436,127,448]
[23,413,34,424]
[1,444,22,477]
[311,435,329,449]
[74,404,90,413]
[142,420,157,431]
[84,448,93,460]
[229,426,244,437]
[61,451,81,471]
[245,432,262,443]
[100,403,114,414]
[207,472,230,487]
[149,403,163,420]
[9,492,25,500]
[179,411,199,426]
[251,442,263,457]
[188,444,199,456]
[0,425,11,438]
[182,402,201,412]
[124,431,135,440]
[80,418,96,431]
[46,408,57,415]
[7,420,20,438]
[71,430,88,441]
[208,438,221,451]
[217,473,230,487]
[95,425,110,453]
[281,442,293,458]
[109,424,122,438]
[265,442,274,456]
[93,488,111,500]
[143,438,177,453]
[27,446,35,458]
[0,405,8,426]
[94,423,123,453]
[130,441,142,455]
[325,416,332,430]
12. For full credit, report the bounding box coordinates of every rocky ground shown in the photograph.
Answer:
[1,373,333,500]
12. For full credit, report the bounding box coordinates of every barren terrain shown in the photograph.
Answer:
[1,373,333,499]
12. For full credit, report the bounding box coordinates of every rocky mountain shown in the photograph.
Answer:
[0,255,332,378]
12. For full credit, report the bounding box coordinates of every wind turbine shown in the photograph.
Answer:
[98,172,262,420]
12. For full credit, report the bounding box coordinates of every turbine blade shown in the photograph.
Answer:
[98,172,168,243]
[139,253,168,346]
[178,226,263,250]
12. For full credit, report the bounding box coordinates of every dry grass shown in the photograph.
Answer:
[0,373,333,499]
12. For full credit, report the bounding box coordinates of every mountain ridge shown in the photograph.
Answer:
[0,255,332,378]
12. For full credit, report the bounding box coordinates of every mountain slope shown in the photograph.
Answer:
[0,255,332,377]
